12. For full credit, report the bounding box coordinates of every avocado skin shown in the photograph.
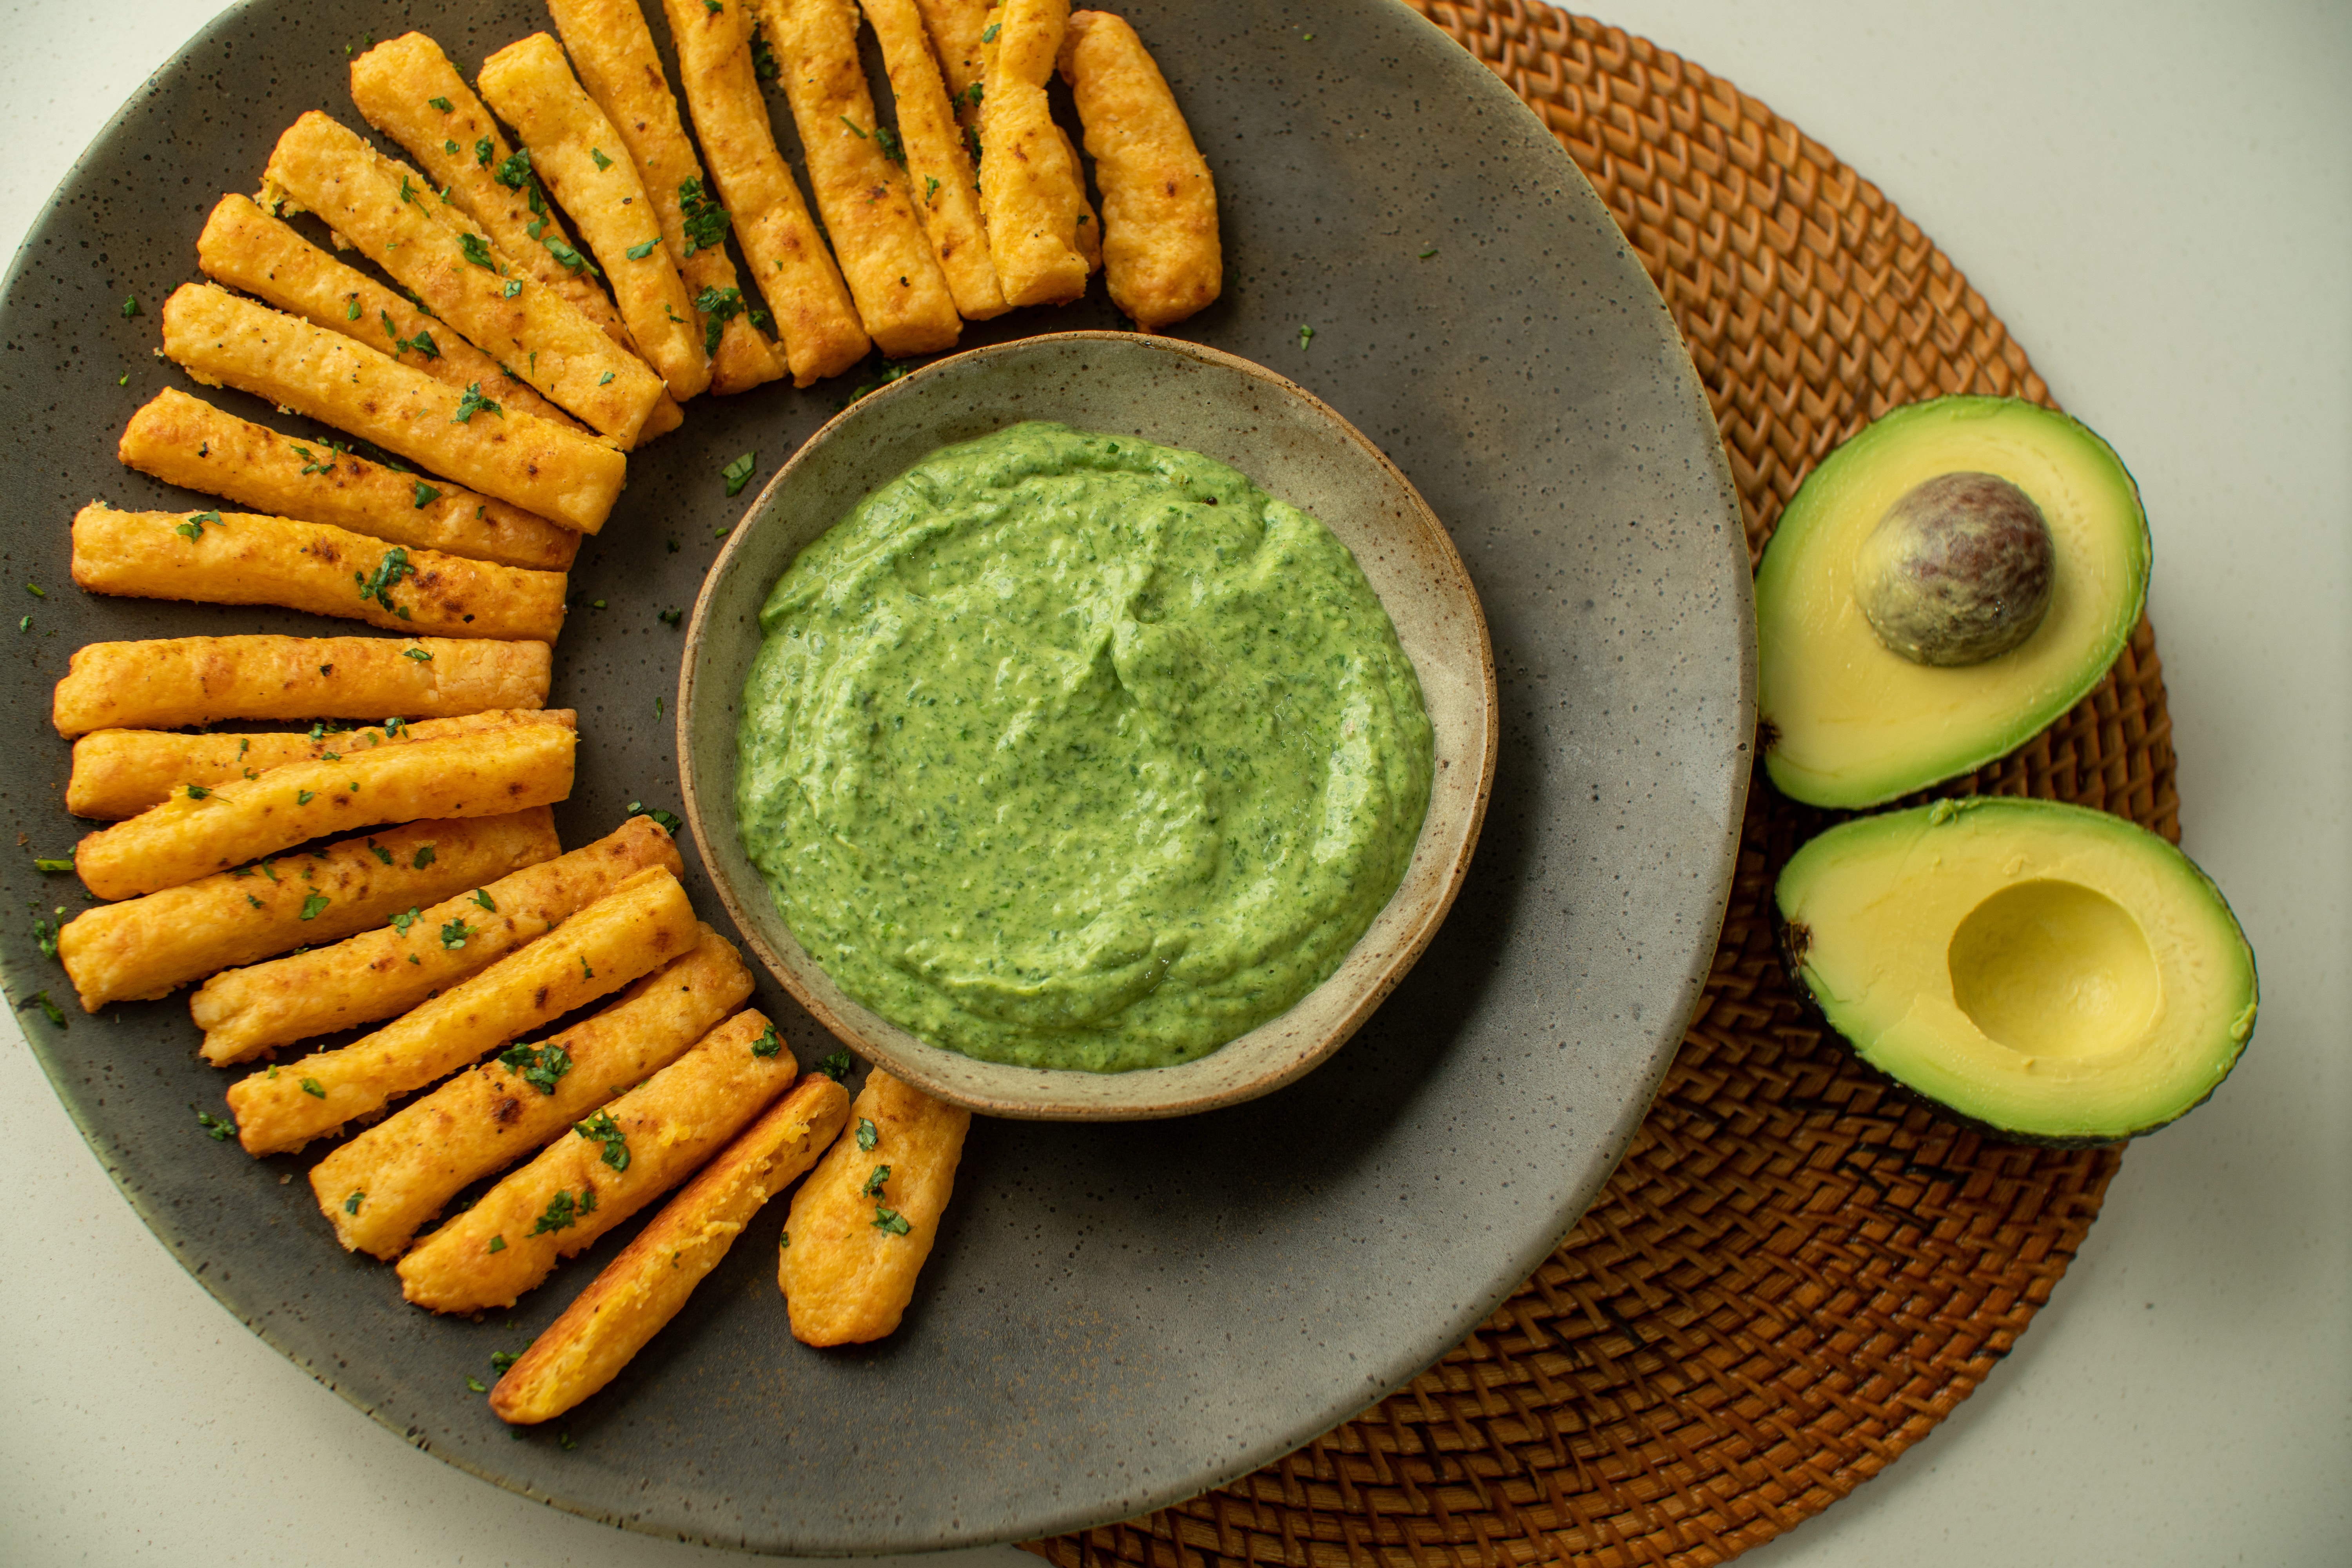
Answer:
[1770,797,2258,1149]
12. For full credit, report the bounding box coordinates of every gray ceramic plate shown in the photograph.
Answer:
[681,333,1499,1121]
[0,0,1751,1552]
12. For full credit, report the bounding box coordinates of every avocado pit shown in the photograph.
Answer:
[1852,471,2055,666]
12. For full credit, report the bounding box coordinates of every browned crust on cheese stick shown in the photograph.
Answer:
[194,814,682,1066]
[663,0,868,386]
[73,718,576,900]
[67,709,573,822]
[119,391,579,572]
[977,0,1090,306]
[913,0,989,113]
[310,924,753,1258]
[753,0,960,356]
[544,0,788,396]
[198,194,577,429]
[229,866,697,1156]
[56,810,557,1013]
[1060,13,1217,328]
[160,284,626,533]
[396,1007,798,1311]
[349,34,633,352]
[260,113,667,444]
[492,1071,849,1421]
[477,36,711,402]
[52,635,550,737]
[861,0,1008,319]
[69,503,568,642]
[779,1067,969,1343]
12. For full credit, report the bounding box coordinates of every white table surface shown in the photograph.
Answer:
[4,2,2345,1563]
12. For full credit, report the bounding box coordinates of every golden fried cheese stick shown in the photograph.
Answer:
[753,0,960,356]
[69,504,567,642]
[778,1067,969,1344]
[261,114,668,444]
[397,1007,798,1312]
[161,285,626,533]
[491,1071,848,1421]
[312,925,753,1259]
[56,811,556,1013]
[350,33,632,350]
[976,0,1089,306]
[543,0,787,396]
[861,0,1007,319]
[663,0,868,385]
[913,0,989,114]
[67,709,573,822]
[52,635,550,737]
[194,813,682,1066]
[118,391,579,572]
[73,718,575,900]
[477,36,711,403]
[229,866,697,1156]
[196,194,574,429]
[1060,13,1217,328]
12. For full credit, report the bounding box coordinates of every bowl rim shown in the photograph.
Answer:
[676,330,1499,1120]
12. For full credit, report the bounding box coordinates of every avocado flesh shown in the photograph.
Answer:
[1757,397,2150,808]
[1776,797,2257,1145]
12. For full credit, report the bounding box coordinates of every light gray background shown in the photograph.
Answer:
[4,2,2344,1564]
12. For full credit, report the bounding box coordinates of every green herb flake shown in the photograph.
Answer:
[871,1205,911,1236]
[245,894,263,909]
[498,1040,573,1095]
[817,1048,853,1082]
[194,1107,236,1142]
[855,1117,878,1151]
[31,915,56,957]
[626,802,685,834]
[344,1190,365,1214]
[445,138,460,155]
[358,547,416,610]
[301,1077,326,1099]
[924,176,940,201]
[1299,323,1316,350]
[876,125,905,166]
[405,646,434,662]
[591,146,614,171]
[411,479,441,510]
[392,907,421,935]
[475,136,495,166]
[439,917,473,951]
[33,855,73,873]
[678,176,731,257]
[658,607,682,627]
[752,31,779,82]
[530,1185,596,1236]
[750,1024,783,1058]
[862,1163,891,1197]
[1419,246,1439,259]
[174,508,222,543]
[466,1376,488,1393]
[491,1349,519,1370]
[24,583,45,599]
[471,888,496,913]
[722,450,757,496]
[296,788,315,805]
[493,148,532,189]
[185,784,211,801]
[579,954,594,981]
[575,1109,631,1171]
[457,232,499,271]
[299,893,331,921]
[17,616,28,632]
[413,844,437,869]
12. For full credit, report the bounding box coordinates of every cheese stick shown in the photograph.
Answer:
[160,285,626,533]
[56,811,557,1013]
[477,36,711,403]
[912,0,989,115]
[753,0,960,356]
[51,635,550,737]
[69,504,567,642]
[118,390,578,572]
[349,33,632,351]
[198,195,576,428]
[1060,13,1217,328]
[861,0,1007,319]
[976,0,1090,306]
[67,709,573,822]
[396,1007,798,1312]
[229,866,697,1156]
[541,0,788,396]
[663,0,868,385]
[260,113,667,445]
[492,1071,848,1421]
[779,1067,969,1344]
[310,924,752,1258]
[73,718,576,900]
[193,814,683,1065]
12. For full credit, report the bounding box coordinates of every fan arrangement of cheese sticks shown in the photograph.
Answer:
[42,0,1218,1428]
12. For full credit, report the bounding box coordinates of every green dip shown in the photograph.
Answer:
[736,421,1434,1073]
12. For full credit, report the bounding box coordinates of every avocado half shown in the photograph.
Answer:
[1775,797,2256,1146]
[1757,397,2151,808]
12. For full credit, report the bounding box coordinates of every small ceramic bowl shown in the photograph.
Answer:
[677,332,1496,1120]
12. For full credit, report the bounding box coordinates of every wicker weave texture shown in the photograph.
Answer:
[1034,4,2175,1564]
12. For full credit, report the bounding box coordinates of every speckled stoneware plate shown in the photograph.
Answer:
[679,333,1499,1121]
[0,0,1751,1553]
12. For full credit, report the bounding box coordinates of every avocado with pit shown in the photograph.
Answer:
[1775,797,2256,1146]
[1756,397,2150,808]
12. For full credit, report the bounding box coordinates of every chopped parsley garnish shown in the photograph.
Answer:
[473,888,496,912]
[871,1205,911,1236]
[658,607,682,627]
[840,360,914,407]
[299,893,331,921]
[185,784,211,800]
[750,1024,782,1058]
[300,1077,326,1099]
[491,1350,519,1371]
[466,1376,488,1393]
[502,279,523,299]
[693,285,748,355]
[493,148,532,189]
[1299,323,1316,350]
[487,1234,507,1252]
[626,802,684,834]
[452,383,503,424]
[245,894,263,909]
[498,1041,573,1094]
[412,844,437,869]
[176,508,221,542]
[439,917,473,950]
[678,177,730,257]
[344,1190,365,1214]
[817,1048,853,1082]
[320,751,341,762]
[121,294,142,319]
[24,991,65,1026]
[574,1109,630,1171]
[30,915,56,957]
[963,81,984,110]
[876,125,906,166]
[412,479,441,509]
[405,646,434,662]
[751,31,779,82]
[721,450,757,496]
[295,788,315,805]
[258,860,279,882]
[590,146,613,171]
[475,135,495,166]
[924,176,940,201]
[33,854,72,873]
[543,237,597,276]
[861,1164,891,1197]
[981,21,1000,42]
[579,954,594,980]
[292,443,335,476]
[392,907,421,935]
[704,0,722,12]
[1419,247,1439,259]
[445,138,459,155]
[855,1117,878,1151]
[357,547,416,610]
[368,842,393,866]
[344,295,361,321]
[530,1185,596,1236]
[194,1106,236,1142]
[838,114,867,139]
[558,1432,577,1452]
[429,95,454,113]
[23,583,42,599]
[457,232,498,271]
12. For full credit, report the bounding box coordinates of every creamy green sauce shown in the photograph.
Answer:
[736,422,1433,1073]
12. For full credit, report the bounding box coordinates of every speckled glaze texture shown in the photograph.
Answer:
[683,335,1498,1120]
[0,0,1751,1553]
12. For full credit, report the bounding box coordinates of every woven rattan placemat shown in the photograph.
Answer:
[1033,4,2175,1564]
